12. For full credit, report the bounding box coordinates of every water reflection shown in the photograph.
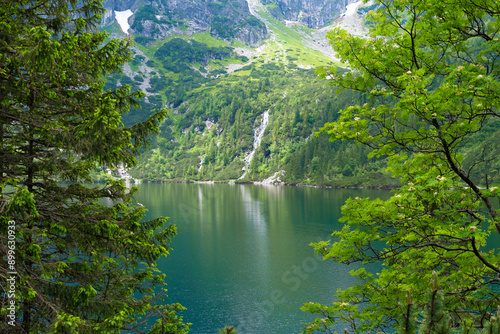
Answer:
[134,183,390,333]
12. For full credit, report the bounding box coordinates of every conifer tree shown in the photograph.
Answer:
[397,273,500,334]
[0,0,188,333]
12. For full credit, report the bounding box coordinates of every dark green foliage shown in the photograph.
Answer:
[155,38,233,66]
[0,1,188,332]
[135,36,156,46]
[131,5,158,33]
[208,1,226,13]
[131,4,180,34]
[210,16,235,40]
[149,38,232,108]
[236,64,254,72]
[418,273,450,334]
[133,5,161,25]
[149,75,169,91]
[244,15,266,29]
[395,274,500,334]
[122,94,164,127]
[131,54,145,67]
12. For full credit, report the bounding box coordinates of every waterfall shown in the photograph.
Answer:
[197,156,205,173]
[238,110,270,180]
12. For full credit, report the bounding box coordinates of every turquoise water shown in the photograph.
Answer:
[135,183,390,334]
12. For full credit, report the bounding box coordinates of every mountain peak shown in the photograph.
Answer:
[103,0,358,47]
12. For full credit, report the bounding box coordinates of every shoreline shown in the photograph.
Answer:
[129,178,399,190]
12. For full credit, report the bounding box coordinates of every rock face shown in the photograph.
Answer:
[103,0,140,12]
[261,0,349,28]
[102,0,268,47]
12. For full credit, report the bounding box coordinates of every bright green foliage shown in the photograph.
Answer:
[303,0,500,332]
[0,0,188,333]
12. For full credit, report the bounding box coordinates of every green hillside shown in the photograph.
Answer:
[99,10,395,187]
[100,2,500,188]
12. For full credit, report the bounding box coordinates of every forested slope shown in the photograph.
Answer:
[100,0,500,187]
[102,47,396,186]
[129,66,395,186]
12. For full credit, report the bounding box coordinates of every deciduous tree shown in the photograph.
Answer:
[303,0,500,332]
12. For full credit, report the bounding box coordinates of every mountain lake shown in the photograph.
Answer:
[135,183,391,333]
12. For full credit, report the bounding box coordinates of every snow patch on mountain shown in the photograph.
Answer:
[334,0,370,36]
[344,1,361,16]
[115,9,133,35]
[301,0,371,65]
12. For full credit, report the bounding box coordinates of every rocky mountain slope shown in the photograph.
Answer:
[102,0,362,47]
[103,0,268,47]
[98,0,396,187]
[261,0,348,28]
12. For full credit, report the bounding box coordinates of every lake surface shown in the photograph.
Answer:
[135,183,390,334]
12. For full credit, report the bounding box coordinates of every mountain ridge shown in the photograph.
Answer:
[103,0,268,47]
[261,0,348,28]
